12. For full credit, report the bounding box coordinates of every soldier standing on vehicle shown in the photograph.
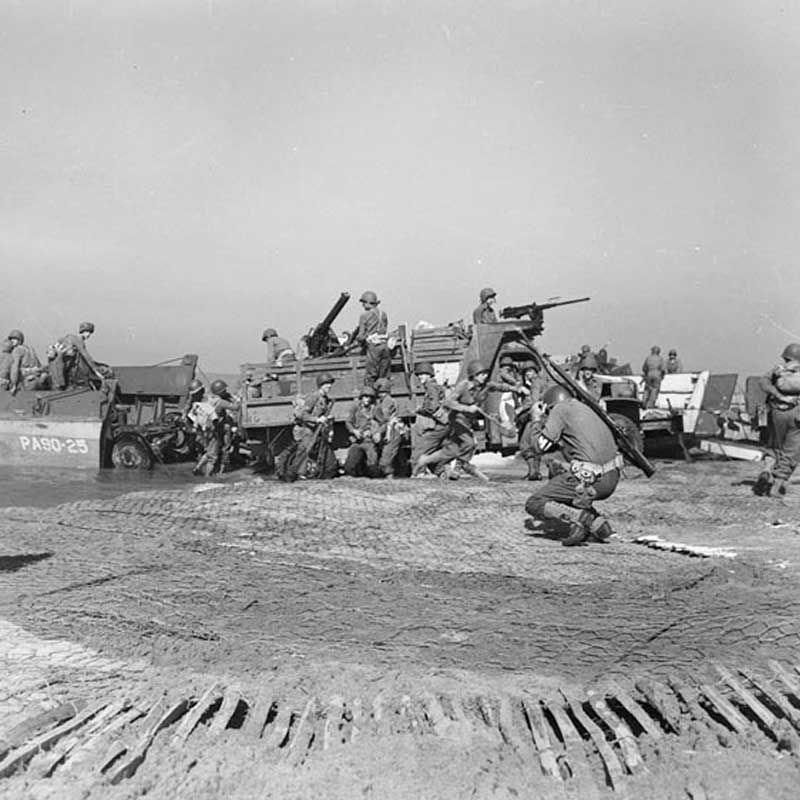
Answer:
[410,361,449,477]
[6,330,44,394]
[517,362,548,481]
[412,359,526,481]
[753,343,800,497]
[641,346,666,409]
[355,291,390,387]
[344,386,380,477]
[262,328,295,366]
[524,384,623,546]
[284,372,337,481]
[372,377,406,478]
[472,288,499,325]
[49,322,103,389]
[666,349,683,374]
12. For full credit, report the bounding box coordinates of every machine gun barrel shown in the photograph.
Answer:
[500,296,590,320]
[307,292,350,358]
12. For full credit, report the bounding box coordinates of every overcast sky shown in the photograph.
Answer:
[1,1,798,373]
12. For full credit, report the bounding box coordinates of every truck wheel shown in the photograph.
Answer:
[111,439,154,470]
[608,413,644,460]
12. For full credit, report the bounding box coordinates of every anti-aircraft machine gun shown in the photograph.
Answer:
[305,292,351,358]
[500,296,591,336]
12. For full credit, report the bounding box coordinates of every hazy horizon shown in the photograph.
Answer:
[2,1,798,375]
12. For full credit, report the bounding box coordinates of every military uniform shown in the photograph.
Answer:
[472,302,498,325]
[49,330,100,389]
[283,387,337,481]
[8,341,43,392]
[411,376,449,464]
[0,341,13,390]
[754,354,800,495]
[666,353,683,374]
[525,397,621,546]
[641,351,666,408]
[517,370,547,479]
[357,307,390,386]
[344,399,379,476]
[372,383,407,477]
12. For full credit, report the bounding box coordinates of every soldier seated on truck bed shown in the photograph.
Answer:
[6,330,47,394]
[261,328,295,366]
[48,322,103,389]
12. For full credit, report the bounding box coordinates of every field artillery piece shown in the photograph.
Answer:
[305,292,351,358]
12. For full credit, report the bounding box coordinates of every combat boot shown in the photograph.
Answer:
[562,522,589,547]
[589,515,614,542]
[752,471,773,496]
[462,462,490,482]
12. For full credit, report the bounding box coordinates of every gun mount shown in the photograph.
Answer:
[307,292,350,358]
[500,297,590,336]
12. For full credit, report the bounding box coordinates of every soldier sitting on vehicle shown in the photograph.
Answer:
[0,339,14,391]
[373,377,408,478]
[262,328,295,366]
[641,345,666,409]
[666,349,683,374]
[48,322,104,389]
[6,330,46,394]
[524,384,623,547]
[344,386,380,477]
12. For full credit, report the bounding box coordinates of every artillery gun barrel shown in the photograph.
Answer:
[500,296,590,319]
[319,292,350,330]
[307,292,351,357]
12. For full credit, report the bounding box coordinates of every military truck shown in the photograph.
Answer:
[236,295,652,472]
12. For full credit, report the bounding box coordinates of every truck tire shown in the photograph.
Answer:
[111,438,154,470]
[608,412,644,461]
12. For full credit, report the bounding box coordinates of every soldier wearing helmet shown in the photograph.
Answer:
[412,358,527,481]
[753,343,800,496]
[575,353,602,400]
[523,383,622,546]
[371,376,406,478]
[410,361,449,474]
[354,290,390,387]
[191,379,241,476]
[641,345,666,409]
[0,338,15,391]
[473,288,498,325]
[283,372,338,481]
[517,360,548,481]
[665,349,683,374]
[261,328,295,366]
[344,386,380,477]
[48,322,102,389]
[6,330,44,394]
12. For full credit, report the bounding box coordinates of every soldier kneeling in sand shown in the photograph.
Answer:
[524,384,623,547]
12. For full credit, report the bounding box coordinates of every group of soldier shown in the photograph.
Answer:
[0,323,104,394]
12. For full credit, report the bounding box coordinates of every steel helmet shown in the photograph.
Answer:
[580,344,591,354]
[499,355,514,367]
[414,361,434,376]
[188,378,204,396]
[466,359,489,379]
[78,322,95,334]
[542,384,572,407]
[374,378,391,393]
[359,290,379,304]
[668,349,678,356]
[479,287,496,303]
[210,379,228,394]
[261,327,278,341]
[359,385,376,398]
[316,372,335,387]
[579,354,598,371]
[7,329,24,343]
[651,345,661,354]
[782,343,800,361]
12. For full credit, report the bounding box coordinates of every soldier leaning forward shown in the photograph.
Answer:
[753,343,800,497]
[344,386,380,477]
[48,322,102,389]
[410,361,449,474]
[412,359,527,481]
[524,385,623,547]
[356,290,391,387]
[281,372,338,481]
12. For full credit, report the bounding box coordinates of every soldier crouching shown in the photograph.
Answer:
[524,385,622,547]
